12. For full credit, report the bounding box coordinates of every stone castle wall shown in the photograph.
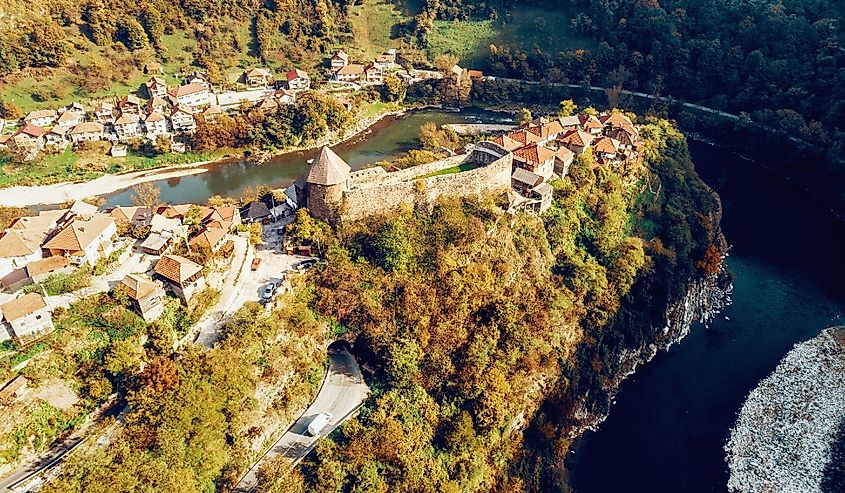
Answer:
[338,153,512,222]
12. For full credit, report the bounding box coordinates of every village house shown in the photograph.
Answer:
[334,64,364,82]
[170,106,196,134]
[491,134,524,152]
[25,256,72,284]
[144,111,170,138]
[578,114,604,135]
[154,254,205,304]
[23,109,57,128]
[525,119,565,144]
[144,62,163,75]
[69,200,98,220]
[168,83,211,108]
[243,68,273,87]
[146,96,170,115]
[592,136,622,163]
[108,206,151,227]
[286,69,311,90]
[200,105,223,123]
[145,76,168,98]
[274,89,295,105]
[110,144,128,157]
[506,128,543,146]
[182,71,211,90]
[114,114,142,141]
[68,122,105,144]
[256,97,279,114]
[557,128,595,154]
[188,227,227,252]
[12,124,46,153]
[512,143,556,180]
[559,115,580,128]
[42,214,117,266]
[55,109,83,129]
[511,167,544,195]
[331,51,350,70]
[120,273,166,322]
[204,206,241,230]
[45,127,69,148]
[94,102,116,124]
[119,95,144,116]
[375,49,397,68]
[554,147,575,177]
[364,62,385,84]
[241,201,270,223]
[0,228,45,278]
[0,293,54,344]
[141,213,184,255]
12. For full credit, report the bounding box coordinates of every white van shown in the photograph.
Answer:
[307,412,332,436]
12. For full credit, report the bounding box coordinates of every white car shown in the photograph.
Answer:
[307,412,332,436]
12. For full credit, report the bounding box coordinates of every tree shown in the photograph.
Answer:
[0,99,21,120]
[381,75,406,102]
[434,54,459,73]
[558,99,577,117]
[154,135,172,154]
[120,17,149,51]
[130,182,161,210]
[517,108,533,126]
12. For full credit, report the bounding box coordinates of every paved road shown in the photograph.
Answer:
[0,438,84,492]
[233,344,369,492]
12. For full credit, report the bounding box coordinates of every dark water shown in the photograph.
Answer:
[104,108,512,207]
[569,141,845,492]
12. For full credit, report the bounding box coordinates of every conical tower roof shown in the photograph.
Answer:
[305,146,351,186]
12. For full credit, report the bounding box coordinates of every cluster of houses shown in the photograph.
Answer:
[328,49,402,85]
[0,196,275,344]
[494,112,642,213]
[0,66,312,160]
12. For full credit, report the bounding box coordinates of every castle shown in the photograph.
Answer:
[296,142,513,224]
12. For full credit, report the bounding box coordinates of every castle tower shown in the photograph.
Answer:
[305,146,351,223]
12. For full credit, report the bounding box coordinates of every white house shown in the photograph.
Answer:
[119,95,144,116]
[335,64,364,82]
[146,96,170,115]
[44,127,69,148]
[170,106,196,134]
[114,114,143,140]
[154,254,206,305]
[145,76,168,98]
[145,111,170,138]
[12,124,46,152]
[376,48,397,68]
[286,69,311,90]
[0,229,45,278]
[23,109,57,127]
[167,83,212,108]
[331,51,349,70]
[0,293,54,344]
[55,109,83,129]
[42,214,117,266]
[94,102,116,124]
[364,62,384,84]
[243,68,273,87]
[69,121,105,143]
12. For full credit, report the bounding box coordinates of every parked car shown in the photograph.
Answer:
[251,258,261,271]
[307,412,333,436]
[295,259,318,271]
[261,282,277,300]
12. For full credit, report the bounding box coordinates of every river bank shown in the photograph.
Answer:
[725,326,845,493]
[0,105,412,208]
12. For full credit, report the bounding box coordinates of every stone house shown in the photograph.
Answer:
[525,119,565,144]
[69,122,105,143]
[241,201,270,223]
[244,68,273,87]
[42,214,117,266]
[506,128,543,146]
[0,293,54,344]
[145,76,168,98]
[114,114,143,141]
[23,109,57,127]
[511,167,544,195]
[331,51,349,70]
[168,83,211,108]
[334,64,364,82]
[120,273,165,322]
[286,69,311,90]
[491,134,524,152]
[554,147,575,177]
[154,254,205,304]
[146,96,170,116]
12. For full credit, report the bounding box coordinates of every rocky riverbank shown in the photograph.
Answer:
[725,326,845,493]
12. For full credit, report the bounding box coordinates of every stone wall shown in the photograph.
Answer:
[339,153,512,222]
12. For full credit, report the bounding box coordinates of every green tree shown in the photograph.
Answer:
[120,17,149,51]
[0,99,22,120]
[517,108,532,125]
[381,75,406,103]
[558,99,577,117]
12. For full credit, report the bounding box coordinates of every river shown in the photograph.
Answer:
[104,109,845,491]
[103,108,513,207]
[568,141,845,492]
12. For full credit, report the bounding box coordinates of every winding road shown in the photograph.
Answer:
[233,343,369,492]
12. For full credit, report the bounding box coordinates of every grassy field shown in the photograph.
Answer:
[0,146,226,189]
[347,0,418,60]
[426,6,596,69]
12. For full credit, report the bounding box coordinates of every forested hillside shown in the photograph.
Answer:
[273,117,722,493]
